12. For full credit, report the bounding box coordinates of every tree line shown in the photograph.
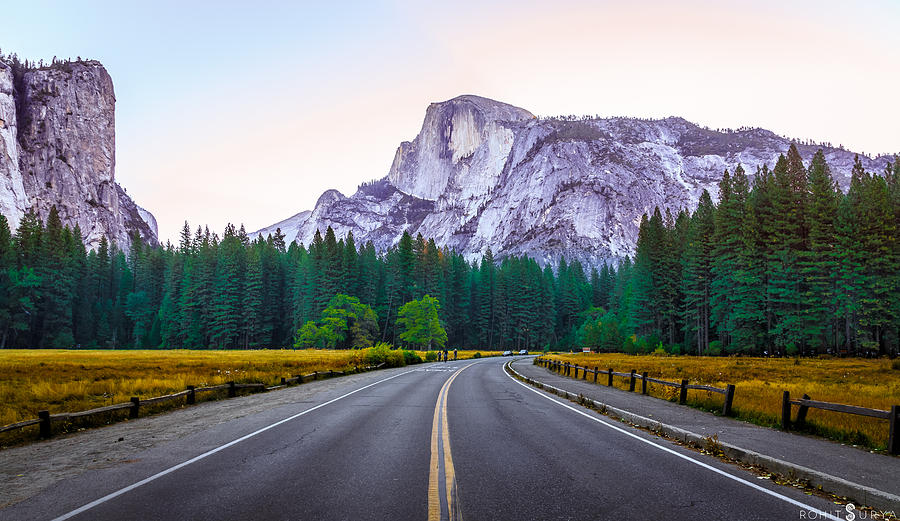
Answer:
[0,209,585,351]
[615,145,899,357]
[0,144,897,356]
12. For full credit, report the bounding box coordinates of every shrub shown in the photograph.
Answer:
[425,350,438,362]
[365,342,393,366]
[385,349,406,368]
[473,352,482,359]
[785,343,800,357]
[652,347,667,357]
[403,350,423,365]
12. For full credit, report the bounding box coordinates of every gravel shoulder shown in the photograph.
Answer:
[0,366,412,509]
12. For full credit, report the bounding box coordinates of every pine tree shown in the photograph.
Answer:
[767,148,809,354]
[801,150,840,351]
[243,245,265,347]
[682,191,716,354]
[40,206,75,347]
[711,166,749,350]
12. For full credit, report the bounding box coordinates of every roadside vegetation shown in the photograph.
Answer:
[544,353,900,451]
[0,348,498,439]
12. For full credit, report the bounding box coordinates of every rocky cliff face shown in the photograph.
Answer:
[0,62,26,228]
[253,95,892,266]
[0,58,156,249]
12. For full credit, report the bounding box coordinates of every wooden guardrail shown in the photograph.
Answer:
[534,358,735,417]
[534,357,900,455]
[781,391,899,455]
[0,363,387,440]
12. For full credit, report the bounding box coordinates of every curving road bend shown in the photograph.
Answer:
[1,357,844,521]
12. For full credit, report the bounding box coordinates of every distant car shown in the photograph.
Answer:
[518,350,528,355]
[503,350,513,356]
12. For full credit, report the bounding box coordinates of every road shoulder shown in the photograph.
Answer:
[508,358,900,512]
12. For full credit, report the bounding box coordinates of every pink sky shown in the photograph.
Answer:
[5,1,898,243]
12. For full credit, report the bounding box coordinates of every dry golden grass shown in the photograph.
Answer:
[544,353,900,451]
[0,349,380,427]
[0,348,502,429]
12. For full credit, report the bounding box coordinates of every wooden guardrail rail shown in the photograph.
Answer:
[534,358,736,416]
[534,357,899,455]
[0,363,388,441]
[781,391,899,455]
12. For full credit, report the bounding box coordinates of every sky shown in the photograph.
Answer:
[3,0,899,244]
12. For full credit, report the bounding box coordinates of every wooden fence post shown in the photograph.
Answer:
[641,372,648,395]
[593,367,599,383]
[582,366,588,380]
[722,384,735,416]
[130,397,140,419]
[679,379,688,404]
[607,368,613,387]
[781,391,791,430]
[228,381,236,398]
[38,410,51,439]
[629,370,636,392]
[888,405,899,456]
[796,394,811,427]
[573,365,578,379]
[187,385,196,405]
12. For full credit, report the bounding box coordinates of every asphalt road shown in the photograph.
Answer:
[1,357,847,521]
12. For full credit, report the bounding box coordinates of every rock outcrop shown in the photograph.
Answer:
[253,95,892,266]
[0,57,156,249]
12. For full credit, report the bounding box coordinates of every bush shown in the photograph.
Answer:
[366,342,400,366]
[473,352,482,359]
[652,347,667,357]
[668,344,682,356]
[425,350,438,362]
[385,349,406,368]
[785,343,800,357]
[403,350,423,365]
[365,343,388,365]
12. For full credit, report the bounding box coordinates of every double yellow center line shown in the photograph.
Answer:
[428,364,471,521]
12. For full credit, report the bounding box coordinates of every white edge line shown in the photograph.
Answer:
[52,369,417,521]
[503,362,844,521]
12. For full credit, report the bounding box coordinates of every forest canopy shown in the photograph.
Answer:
[0,145,897,357]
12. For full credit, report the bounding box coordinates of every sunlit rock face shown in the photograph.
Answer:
[0,58,156,249]
[0,62,26,231]
[254,95,890,266]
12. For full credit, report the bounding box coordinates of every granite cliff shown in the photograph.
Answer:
[254,95,891,266]
[0,57,156,249]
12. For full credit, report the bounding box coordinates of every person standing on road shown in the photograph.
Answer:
[453,348,457,361]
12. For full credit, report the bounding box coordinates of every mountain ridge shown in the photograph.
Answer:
[252,95,893,265]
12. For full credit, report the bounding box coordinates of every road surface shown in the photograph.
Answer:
[1,357,846,520]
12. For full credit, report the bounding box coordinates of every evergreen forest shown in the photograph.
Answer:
[0,145,898,357]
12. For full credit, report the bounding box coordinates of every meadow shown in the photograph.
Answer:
[544,353,900,451]
[0,348,498,431]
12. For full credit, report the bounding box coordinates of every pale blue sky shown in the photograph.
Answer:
[3,1,898,243]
